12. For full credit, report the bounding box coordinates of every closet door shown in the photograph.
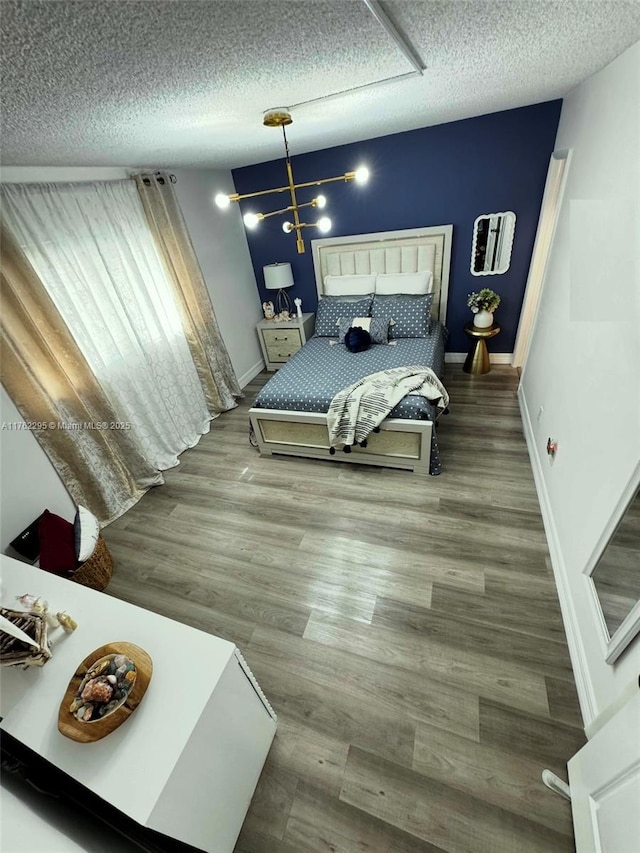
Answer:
[568,685,640,852]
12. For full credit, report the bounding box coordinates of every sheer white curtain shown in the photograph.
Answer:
[1,180,212,471]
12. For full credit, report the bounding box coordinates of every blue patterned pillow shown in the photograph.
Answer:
[315,296,373,336]
[336,316,390,345]
[371,293,434,338]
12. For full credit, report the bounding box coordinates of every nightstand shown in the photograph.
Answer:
[257,313,315,370]
[463,322,501,374]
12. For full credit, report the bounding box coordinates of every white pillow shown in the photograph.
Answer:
[73,504,100,562]
[375,271,433,295]
[324,274,376,296]
[336,316,371,331]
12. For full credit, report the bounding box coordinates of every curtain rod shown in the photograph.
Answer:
[0,172,178,188]
[138,171,177,185]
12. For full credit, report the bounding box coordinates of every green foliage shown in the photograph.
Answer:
[467,288,501,313]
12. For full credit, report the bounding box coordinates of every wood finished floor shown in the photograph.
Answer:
[103,366,585,853]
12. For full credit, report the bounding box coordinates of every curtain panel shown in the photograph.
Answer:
[134,173,241,412]
[0,223,163,524]
[1,176,241,526]
[1,180,217,472]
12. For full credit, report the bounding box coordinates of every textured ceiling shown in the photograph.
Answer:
[1,0,639,169]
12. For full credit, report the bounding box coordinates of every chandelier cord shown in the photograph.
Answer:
[282,123,304,252]
[282,124,291,163]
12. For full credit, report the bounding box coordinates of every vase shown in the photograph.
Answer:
[473,309,493,329]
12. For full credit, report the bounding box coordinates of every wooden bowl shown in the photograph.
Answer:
[58,642,152,742]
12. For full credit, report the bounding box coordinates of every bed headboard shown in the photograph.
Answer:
[311,225,453,324]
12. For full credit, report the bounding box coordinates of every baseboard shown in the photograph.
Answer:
[518,384,596,729]
[238,359,265,390]
[445,352,513,364]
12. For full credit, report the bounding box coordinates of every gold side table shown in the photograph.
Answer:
[463,322,501,375]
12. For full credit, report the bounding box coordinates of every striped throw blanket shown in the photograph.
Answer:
[327,365,449,448]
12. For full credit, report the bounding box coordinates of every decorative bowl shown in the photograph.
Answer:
[58,642,152,743]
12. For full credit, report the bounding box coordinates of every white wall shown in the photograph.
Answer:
[0,387,75,548]
[173,169,264,387]
[520,41,640,729]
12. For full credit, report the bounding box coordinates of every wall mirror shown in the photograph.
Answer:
[586,468,640,664]
[471,211,516,275]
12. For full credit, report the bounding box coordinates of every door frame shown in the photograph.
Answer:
[512,149,571,369]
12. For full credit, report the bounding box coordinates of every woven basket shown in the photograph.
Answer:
[71,535,114,591]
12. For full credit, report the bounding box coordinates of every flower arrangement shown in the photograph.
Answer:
[467,288,501,314]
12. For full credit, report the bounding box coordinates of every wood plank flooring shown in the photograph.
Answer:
[103,366,585,853]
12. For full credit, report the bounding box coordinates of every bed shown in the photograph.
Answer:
[248,225,453,475]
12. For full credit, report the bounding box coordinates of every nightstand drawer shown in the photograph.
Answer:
[266,340,301,362]
[256,312,314,370]
[261,328,303,348]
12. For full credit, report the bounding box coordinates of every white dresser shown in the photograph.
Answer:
[0,556,277,853]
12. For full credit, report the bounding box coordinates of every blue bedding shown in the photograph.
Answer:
[253,322,448,474]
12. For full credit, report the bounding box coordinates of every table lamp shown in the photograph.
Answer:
[263,262,294,317]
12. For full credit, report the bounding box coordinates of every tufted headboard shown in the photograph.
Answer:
[311,225,453,324]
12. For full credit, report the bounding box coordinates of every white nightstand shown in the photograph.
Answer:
[256,312,315,370]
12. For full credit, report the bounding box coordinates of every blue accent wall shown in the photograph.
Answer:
[232,101,561,353]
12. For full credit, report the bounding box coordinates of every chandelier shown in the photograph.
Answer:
[215,109,369,254]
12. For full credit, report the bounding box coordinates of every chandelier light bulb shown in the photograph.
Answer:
[243,212,260,229]
[214,113,373,253]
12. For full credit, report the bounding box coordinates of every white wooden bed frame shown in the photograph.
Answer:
[249,224,453,474]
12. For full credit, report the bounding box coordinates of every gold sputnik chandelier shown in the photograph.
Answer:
[215,109,369,254]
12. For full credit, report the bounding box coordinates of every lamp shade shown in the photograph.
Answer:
[264,262,294,290]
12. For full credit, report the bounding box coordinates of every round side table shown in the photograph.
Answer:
[463,322,501,375]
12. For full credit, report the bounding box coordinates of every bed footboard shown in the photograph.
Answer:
[248,407,432,474]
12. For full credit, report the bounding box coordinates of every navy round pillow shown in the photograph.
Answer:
[344,326,372,353]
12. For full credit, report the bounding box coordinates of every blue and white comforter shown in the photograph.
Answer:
[253,322,448,474]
